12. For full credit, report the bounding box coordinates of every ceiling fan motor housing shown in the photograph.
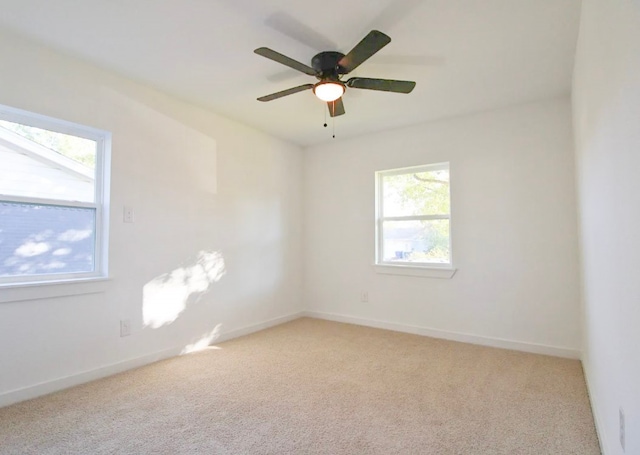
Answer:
[312,51,347,80]
[254,30,415,118]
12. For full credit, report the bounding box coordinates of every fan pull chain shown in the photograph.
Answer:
[321,101,336,138]
[332,108,335,139]
[323,102,327,128]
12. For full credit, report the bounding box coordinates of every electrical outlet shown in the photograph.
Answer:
[620,407,625,452]
[123,206,134,223]
[120,319,131,337]
[360,291,369,303]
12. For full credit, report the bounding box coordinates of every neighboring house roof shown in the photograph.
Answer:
[384,226,425,241]
[0,126,94,203]
[0,126,93,181]
[0,126,96,277]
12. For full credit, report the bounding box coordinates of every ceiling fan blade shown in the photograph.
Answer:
[257,84,314,102]
[254,47,317,76]
[338,30,391,74]
[327,98,346,117]
[346,77,416,94]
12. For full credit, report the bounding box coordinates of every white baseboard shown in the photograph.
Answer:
[0,310,580,409]
[0,311,304,409]
[303,311,581,359]
[0,346,182,409]
[215,311,303,343]
[582,358,608,454]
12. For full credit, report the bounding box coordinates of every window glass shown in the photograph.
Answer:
[382,169,450,217]
[0,105,109,284]
[0,120,97,203]
[381,219,450,264]
[376,163,451,267]
[0,202,96,277]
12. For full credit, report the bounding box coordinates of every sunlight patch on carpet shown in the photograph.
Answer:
[182,324,223,354]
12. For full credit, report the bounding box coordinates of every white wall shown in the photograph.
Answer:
[572,0,640,453]
[304,98,581,356]
[0,31,303,405]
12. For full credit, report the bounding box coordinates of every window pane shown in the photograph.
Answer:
[382,168,450,217]
[0,120,96,202]
[0,202,96,277]
[382,219,450,264]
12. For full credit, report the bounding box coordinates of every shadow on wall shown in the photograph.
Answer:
[142,250,226,329]
[101,86,218,196]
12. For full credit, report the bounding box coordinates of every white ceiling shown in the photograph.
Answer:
[0,0,581,147]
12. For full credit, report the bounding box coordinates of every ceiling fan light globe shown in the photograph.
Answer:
[313,82,345,102]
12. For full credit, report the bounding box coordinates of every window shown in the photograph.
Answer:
[375,163,452,270]
[0,104,110,285]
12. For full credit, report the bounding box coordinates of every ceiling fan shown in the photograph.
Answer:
[254,30,416,117]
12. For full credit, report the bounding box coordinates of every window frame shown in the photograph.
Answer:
[0,104,111,286]
[375,162,453,271]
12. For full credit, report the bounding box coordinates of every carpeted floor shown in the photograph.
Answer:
[0,318,600,454]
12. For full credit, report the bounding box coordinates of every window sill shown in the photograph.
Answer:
[0,277,110,304]
[373,264,457,279]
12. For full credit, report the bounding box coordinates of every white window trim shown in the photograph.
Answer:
[0,104,111,287]
[0,277,111,303]
[375,162,456,278]
[373,264,457,279]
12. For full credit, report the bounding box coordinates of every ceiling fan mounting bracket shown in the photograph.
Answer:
[311,51,346,80]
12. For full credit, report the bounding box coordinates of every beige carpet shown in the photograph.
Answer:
[0,318,600,454]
